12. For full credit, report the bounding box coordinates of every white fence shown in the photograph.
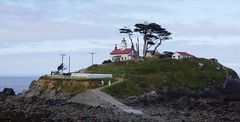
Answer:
[71,73,112,79]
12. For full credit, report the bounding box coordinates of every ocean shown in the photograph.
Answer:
[0,76,39,94]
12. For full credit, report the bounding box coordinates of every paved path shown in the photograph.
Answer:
[69,78,144,115]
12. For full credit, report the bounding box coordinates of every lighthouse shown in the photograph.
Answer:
[120,38,127,50]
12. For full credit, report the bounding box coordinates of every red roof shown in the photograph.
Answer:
[176,52,193,56]
[110,48,133,55]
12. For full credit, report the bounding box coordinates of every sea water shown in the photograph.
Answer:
[0,76,38,94]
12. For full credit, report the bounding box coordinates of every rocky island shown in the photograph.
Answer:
[0,58,240,122]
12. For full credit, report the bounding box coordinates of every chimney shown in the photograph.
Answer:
[115,44,117,49]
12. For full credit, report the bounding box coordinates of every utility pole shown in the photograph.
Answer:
[60,54,66,75]
[89,52,96,75]
[68,56,71,73]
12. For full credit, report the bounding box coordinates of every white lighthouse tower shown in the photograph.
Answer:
[121,38,127,50]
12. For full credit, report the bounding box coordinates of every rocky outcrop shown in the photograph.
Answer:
[1,88,15,96]
[122,78,240,122]
[0,88,160,122]
[0,76,162,122]
[1,72,240,121]
[27,76,108,100]
[0,88,15,101]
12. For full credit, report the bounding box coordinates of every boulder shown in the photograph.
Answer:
[2,88,15,96]
[0,88,15,96]
[148,91,157,96]
[0,88,15,101]
[198,63,204,69]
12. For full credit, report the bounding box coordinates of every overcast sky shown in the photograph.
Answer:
[0,0,239,76]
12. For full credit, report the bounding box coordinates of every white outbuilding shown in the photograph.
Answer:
[172,52,194,59]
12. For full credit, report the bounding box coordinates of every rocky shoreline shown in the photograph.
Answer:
[1,77,240,122]
[122,91,240,122]
[0,88,160,122]
[122,79,240,122]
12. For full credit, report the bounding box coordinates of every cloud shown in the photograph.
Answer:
[0,18,120,42]
[0,0,240,75]
[166,21,240,46]
[168,22,240,37]
[0,2,239,51]
[0,39,115,55]
[170,36,240,46]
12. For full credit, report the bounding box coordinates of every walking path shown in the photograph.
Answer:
[68,78,144,115]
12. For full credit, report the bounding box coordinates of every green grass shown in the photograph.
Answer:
[102,80,143,98]
[86,58,239,97]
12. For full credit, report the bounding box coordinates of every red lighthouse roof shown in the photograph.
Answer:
[110,48,133,55]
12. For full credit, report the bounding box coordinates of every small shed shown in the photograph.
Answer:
[172,52,194,59]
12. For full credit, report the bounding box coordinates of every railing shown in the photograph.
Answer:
[46,73,113,79]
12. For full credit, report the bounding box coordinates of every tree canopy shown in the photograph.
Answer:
[119,27,134,50]
[134,22,172,56]
[119,22,172,57]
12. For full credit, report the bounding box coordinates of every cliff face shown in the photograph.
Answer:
[28,76,110,99]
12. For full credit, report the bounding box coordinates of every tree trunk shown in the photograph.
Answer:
[129,34,135,50]
[143,36,147,57]
[137,38,140,57]
[153,40,162,55]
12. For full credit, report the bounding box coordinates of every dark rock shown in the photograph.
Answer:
[197,98,208,104]
[176,96,192,108]
[0,95,159,122]
[217,76,240,101]
[199,90,222,99]
[2,88,15,96]
[223,76,240,91]
[0,88,16,101]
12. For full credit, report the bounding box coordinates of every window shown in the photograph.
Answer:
[125,57,127,60]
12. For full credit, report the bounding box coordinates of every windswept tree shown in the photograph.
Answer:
[134,22,172,56]
[119,26,135,50]
[153,27,171,55]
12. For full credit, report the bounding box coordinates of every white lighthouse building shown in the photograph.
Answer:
[110,38,137,62]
